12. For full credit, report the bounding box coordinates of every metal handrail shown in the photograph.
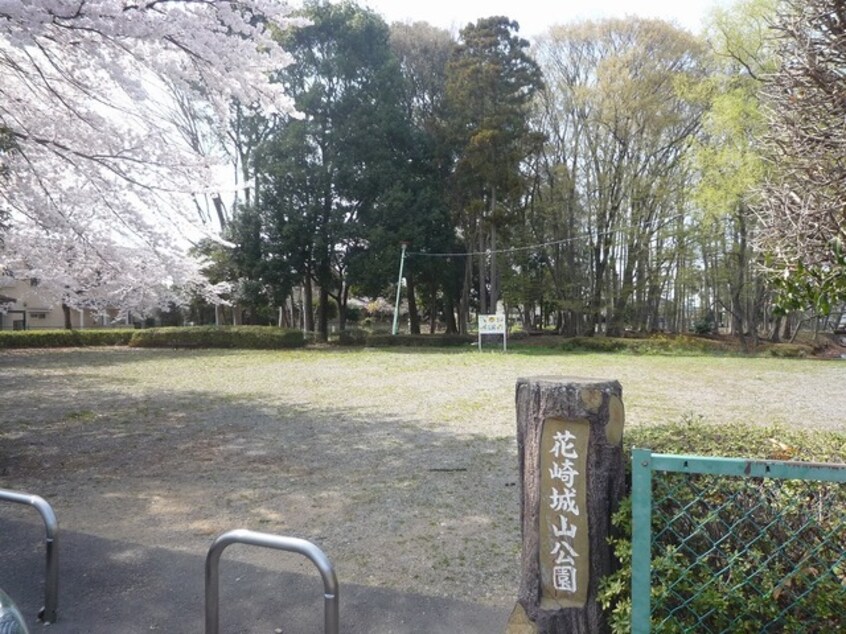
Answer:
[205,529,339,634]
[0,488,59,623]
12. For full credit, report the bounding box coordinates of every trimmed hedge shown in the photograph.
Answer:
[335,328,369,346]
[363,333,475,347]
[127,325,305,349]
[560,334,814,357]
[560,335,730,355]
[0,328,135,349]
[599,418,846,632]
[0,327,472,350]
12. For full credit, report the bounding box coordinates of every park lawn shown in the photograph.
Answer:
[1,347,844,609]
[12,346,840,435]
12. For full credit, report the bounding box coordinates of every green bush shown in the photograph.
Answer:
[345,307,362,323]
[334,328,369,346]
[0,328,135,349]
[561,336,630,353]
[128,326,305,349]
[692,317,715,335]
[364,333,475,347]
[766,343,809,358]
[561,335,734,356]
[559,334,816,358]
[599,417,846,633]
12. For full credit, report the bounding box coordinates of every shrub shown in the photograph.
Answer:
[561,336,629,353]
[599,417,846,632]
[364,333,475,347]
[335,328,369,346]
[692,317,715,335]
[345,307,362,323]
[560,335,732,356]
[766,343,809,358]
[0,328,135,349]
[128,326,305,349]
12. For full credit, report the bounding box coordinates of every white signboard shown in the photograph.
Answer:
[478,314,506,334]
[478,314,507,351]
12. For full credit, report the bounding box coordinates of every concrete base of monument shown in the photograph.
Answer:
[505,603,539,633]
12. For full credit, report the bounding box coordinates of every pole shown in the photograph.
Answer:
[0,489,59,623]
[392,243,408,336]
[507,378,625,633]
[205,529,338,634]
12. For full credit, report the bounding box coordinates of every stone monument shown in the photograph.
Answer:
[507,377,626,633]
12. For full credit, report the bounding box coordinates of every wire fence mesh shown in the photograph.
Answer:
[631,451,846,634]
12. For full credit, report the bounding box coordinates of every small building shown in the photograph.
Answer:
[0,276,104,330]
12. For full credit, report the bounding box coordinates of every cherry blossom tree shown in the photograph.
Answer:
[0,0,300,320]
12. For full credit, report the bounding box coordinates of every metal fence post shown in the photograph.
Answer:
[631,449,653,634]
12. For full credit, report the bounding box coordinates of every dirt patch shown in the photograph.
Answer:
[2,347,845,612]
[0,349,521,609]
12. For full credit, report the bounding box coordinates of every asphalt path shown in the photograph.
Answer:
[0,517,508,633]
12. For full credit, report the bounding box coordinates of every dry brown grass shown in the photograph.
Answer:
[1,347,844,608]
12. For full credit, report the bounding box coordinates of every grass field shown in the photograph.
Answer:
[1,347,844,612]
[6,346,838,433]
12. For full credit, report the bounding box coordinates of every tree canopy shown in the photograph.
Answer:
[4,0,843,339]
[755,0,846,315]
[0,0,299,316]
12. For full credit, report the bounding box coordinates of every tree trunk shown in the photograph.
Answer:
[478,226,487,315]
[429,281,438,334]
[608,256,635,337]
[588,242,608,336]
[444,291,458,334]
[335,281,350,332]
[62,303,73,330]
[406,265,420,335]
[318,285,329,342]
[460,254,472,335]
[304,276,314,333]
[770,314,782,343]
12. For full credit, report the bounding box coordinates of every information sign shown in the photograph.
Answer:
[478,314,507,351]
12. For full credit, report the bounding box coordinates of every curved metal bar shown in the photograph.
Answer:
[205,529,339,634]
[0,488,59,623]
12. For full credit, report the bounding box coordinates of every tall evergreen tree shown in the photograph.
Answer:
[354,22,461,334]
[258,1,408,340]
[444,17,544,325]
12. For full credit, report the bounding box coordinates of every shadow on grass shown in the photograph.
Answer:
[0,348,521,630]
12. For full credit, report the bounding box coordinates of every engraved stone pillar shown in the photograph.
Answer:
[506,377,626,634]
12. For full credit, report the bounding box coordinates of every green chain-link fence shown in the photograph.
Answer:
[631,449,846,633]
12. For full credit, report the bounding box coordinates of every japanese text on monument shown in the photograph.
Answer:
[539,417,589,608]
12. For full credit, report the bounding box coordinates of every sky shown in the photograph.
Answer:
[351,0,728,38]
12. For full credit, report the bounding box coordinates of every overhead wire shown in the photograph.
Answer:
[406,213,688,258]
